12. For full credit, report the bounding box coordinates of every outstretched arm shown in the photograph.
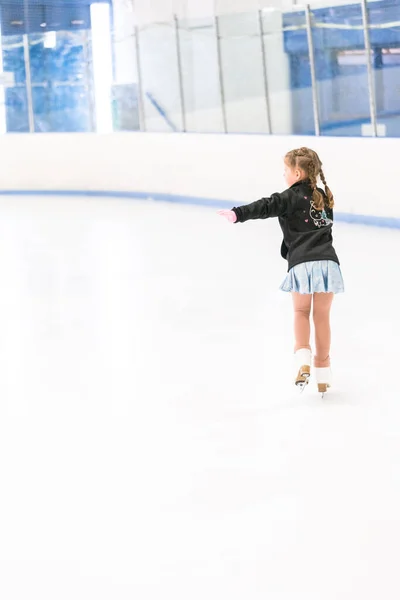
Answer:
[218,190,292,224]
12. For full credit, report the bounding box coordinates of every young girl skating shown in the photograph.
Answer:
[218,147,344,396]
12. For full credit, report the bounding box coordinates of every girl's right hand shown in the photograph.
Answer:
[217,210,237,223]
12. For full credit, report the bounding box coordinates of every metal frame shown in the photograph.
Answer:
[22,0,35,133]
[82,29,96,133]
[361,0,378,137]
[23,34,35,133]
[305,5,320,136]
[214,14,228,133]
[174,15,187,132]
[134,25,146,132]
[258,10,272,135]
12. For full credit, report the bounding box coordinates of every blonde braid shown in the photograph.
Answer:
[307,157,324,210]
[320,168,334,209]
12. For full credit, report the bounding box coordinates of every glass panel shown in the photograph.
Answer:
[2,34,29,132]
[111,0,141,132]
[139,21,183,132]
[30,31,93,133]
[2,1,399,138]
[368,0,400,137]
[178,16,224,133]
[263,7,315,135]
[0,1,109,133]
[310,2,372,137]
[218,11,270,133]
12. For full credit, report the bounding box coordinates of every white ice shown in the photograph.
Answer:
[0,194,399,600]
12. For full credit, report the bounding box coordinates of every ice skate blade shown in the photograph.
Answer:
[295,366,310,391]
[318,383,331,398]
[296,373,310,394]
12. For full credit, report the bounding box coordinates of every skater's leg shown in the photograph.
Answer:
[292,292,312,388]
[292,292,312,352]
[312,292,334,368]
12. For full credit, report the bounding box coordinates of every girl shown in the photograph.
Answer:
[218,147,344,396]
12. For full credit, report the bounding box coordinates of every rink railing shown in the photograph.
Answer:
[0,132,398,228]
[0,189,399,229]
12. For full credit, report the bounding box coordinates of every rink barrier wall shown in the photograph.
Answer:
[0,132,399,227]
[0,189,399,229]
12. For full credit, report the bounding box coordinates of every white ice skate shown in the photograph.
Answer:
[295,349,311,392]
[315,367,332,398]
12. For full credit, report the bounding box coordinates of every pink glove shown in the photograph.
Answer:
[217,209,237,223]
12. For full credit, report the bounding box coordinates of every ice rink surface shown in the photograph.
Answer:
[0,194,399,599]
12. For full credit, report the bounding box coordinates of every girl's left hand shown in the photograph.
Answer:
[217,210,237,223]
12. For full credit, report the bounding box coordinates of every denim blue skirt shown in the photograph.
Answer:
[280,260,344,294]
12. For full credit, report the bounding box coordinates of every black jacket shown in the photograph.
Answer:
[232,180,340,272]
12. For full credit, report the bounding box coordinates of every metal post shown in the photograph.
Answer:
[23,34,35,133]
[258,10,272,135]
[305,5,320,136]
[361,0,378,137]
[83,30,96,132]
[174,15,186,132]
[134,25,146,132]
[214,14,227,133]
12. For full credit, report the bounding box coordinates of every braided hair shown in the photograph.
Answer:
[285,147,334,211]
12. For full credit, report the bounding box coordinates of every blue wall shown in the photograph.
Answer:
[1,0,110,132]
[3,32,93,132]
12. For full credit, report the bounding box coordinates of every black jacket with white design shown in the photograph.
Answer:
[232,179,340,272]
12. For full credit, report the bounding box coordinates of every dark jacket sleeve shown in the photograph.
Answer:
[232,189,294,223]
